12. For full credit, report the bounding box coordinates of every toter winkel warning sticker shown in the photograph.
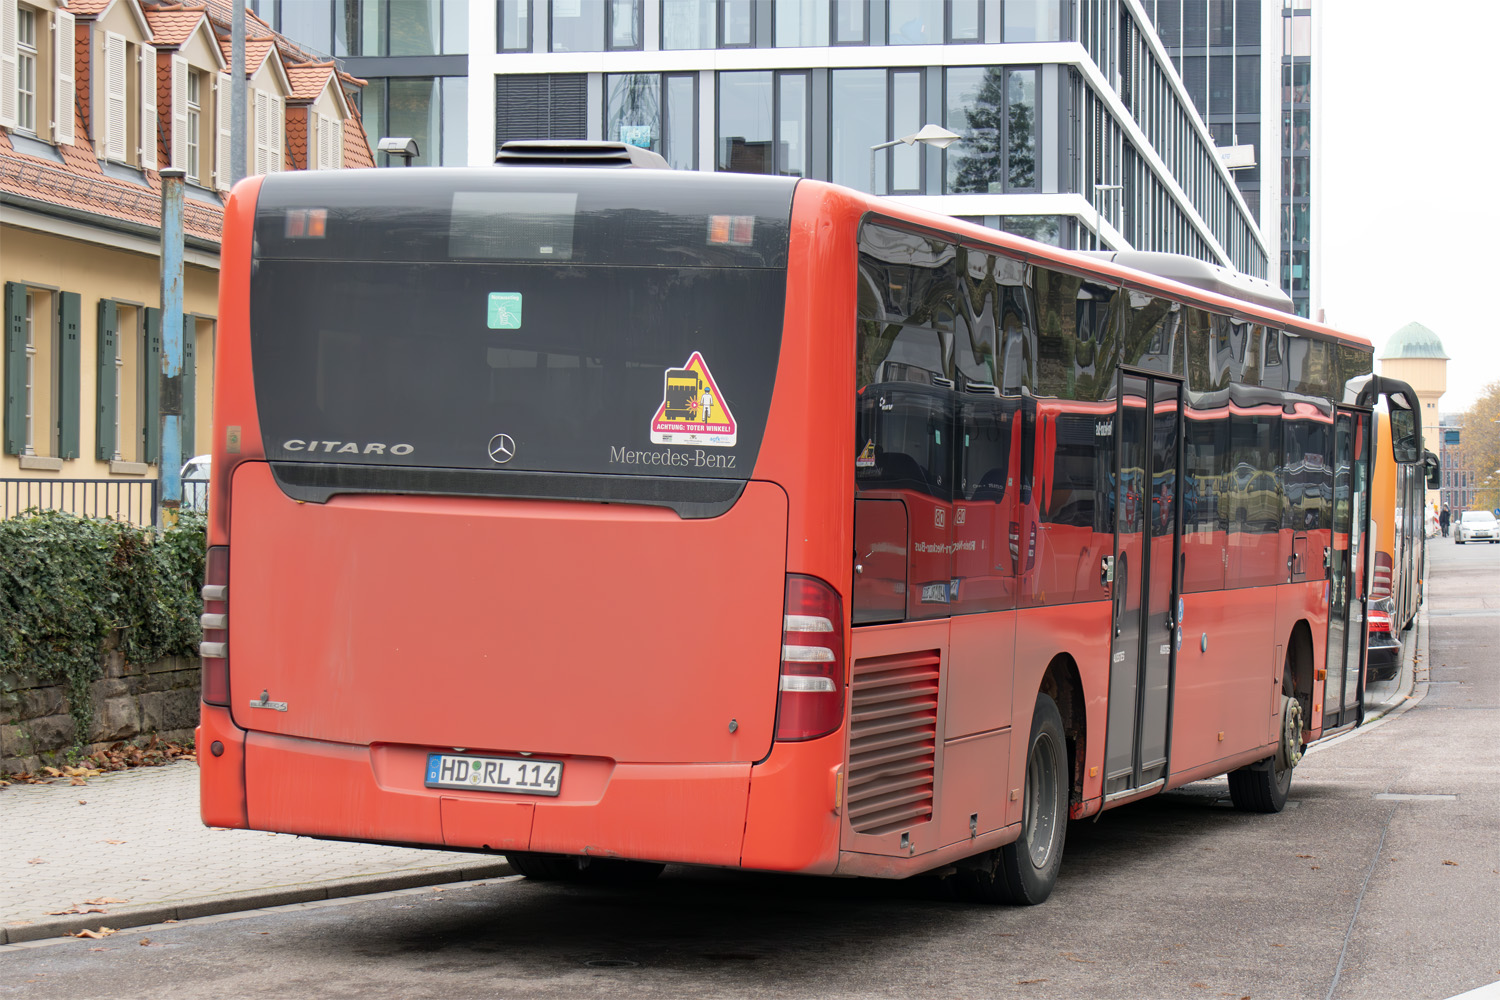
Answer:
[651,352,737,447]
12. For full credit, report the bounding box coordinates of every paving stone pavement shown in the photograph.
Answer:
[0,761,509,943]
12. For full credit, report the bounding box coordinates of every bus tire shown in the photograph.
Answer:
[1227,694,1302,813]
[956,692,1067,905]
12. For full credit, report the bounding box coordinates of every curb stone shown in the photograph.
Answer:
[0,859,513,945]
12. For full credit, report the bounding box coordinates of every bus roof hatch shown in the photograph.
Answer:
[494,140,671,169]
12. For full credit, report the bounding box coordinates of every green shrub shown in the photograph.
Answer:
[0,509,206,748]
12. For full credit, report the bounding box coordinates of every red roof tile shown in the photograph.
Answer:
[285,62,336,104]
[65,0,117,17]
[142,5,208,48]
[285,109,308,171]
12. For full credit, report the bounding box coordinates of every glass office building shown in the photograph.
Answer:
[1147,0,1310,316]
[272,0,1269,275]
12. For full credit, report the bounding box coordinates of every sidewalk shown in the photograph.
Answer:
[0,761,510,944]
[2,621,1425,947]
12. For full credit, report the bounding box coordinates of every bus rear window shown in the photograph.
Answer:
[247,170,795,508]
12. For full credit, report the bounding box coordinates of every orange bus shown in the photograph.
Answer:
[1366,412,1436,680]
[197,153,1424,903]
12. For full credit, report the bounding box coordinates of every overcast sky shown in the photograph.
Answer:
[1318,0,1497,413]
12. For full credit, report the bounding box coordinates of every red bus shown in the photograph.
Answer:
[198,150,1424,903]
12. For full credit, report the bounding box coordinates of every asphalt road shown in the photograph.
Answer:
[3,540,1495,1000]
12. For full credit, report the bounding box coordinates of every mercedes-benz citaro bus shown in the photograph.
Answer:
[197,140,1424,904]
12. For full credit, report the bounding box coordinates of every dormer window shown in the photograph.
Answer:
[15,3,34,132]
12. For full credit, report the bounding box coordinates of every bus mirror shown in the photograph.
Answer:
[1424,450,1441,490]
[1388,405,1419,465]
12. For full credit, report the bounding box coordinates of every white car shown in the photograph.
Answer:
[181,454,211,512]
[1454,509,1498,544]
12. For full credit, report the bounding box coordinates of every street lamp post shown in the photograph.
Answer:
[869,124,961,196]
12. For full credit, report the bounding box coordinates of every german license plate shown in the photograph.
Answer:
[425,753,562,796]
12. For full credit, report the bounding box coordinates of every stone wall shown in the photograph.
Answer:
[0,637,199,773]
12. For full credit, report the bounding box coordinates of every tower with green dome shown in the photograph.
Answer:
[1379,322,1449,516]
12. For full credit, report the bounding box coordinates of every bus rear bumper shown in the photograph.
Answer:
[237,731,757,867]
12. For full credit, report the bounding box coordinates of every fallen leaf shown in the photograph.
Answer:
[69,778,88,786]
[42,766,62,777]
[1016,979,1047,985]
[27,857,45,864]
[78,800,87,805]
[1271,943,1286,948]
[1310,866,1321,870]
[83,898,129,905]
[139,938,159,947]
[1443,860,1459,866]
[100,840,126,845]
[88,948,113,952]
[1296,854,1313,859]
[72,927,117,939]
[47,907,106,916]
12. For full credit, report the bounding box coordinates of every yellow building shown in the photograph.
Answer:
[2,0,372,523]
[1378,321,1448,519]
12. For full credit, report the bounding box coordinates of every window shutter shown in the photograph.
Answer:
[96,299,118,461]
[270,95,284,171]
[3,283,24,456]
[0,0,17,129]
[494,75,587,148]
[142,307,161,466]
[56,291,81,459]
[54,10,76,145]
[170,56,188,170]
[253,89,268,174]
[105,32,127,161]
[314,112,328,170]
[215,74,231,189]
[332,115,342,168]
[180,315,195,461]
[141,44,158,169]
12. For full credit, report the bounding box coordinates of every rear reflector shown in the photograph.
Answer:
[201,546,230,706]
[776,575,845,742]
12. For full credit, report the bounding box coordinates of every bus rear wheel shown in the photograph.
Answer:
[956,692,1067,905]
[1228,693,1303,813]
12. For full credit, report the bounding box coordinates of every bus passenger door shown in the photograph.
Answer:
[1325,407,1371,729]
[1104,372,1183,799]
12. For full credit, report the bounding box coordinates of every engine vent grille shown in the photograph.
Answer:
[846,649,940,836]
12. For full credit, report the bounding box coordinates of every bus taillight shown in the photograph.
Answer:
[776,575,845,742]
[200,546,230,706]
[1371,551,1393,600]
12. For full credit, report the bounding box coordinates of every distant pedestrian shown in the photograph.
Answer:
[1440,507,1451,537]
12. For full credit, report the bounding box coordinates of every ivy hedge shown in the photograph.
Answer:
[0,510,206,747]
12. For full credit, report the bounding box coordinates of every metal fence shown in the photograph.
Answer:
[1,478,161,526]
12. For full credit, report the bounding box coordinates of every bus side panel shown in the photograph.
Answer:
[1010,602,1112,821]
[750,181,860,591]
[1169,585,1282,776]
[208,176,269,548]
[1277,581,1328,739]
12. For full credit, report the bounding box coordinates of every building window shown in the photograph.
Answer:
[1003,0,1062,42]
[493,73,585,152]
[663,0,713,49]
[606,73,697,170]
[498,0,531,51]
[944,66,1038,194]
[185,72,202,181]
[16,3,36,132]
[362,75,467,165]
[551,0,641,52]
[830,68,925,194]
[716,70,809,177]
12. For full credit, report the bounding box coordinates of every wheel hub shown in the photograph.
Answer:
[1277,695,1305,771]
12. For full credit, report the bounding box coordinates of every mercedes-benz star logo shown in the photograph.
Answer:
[487,433,516,464]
